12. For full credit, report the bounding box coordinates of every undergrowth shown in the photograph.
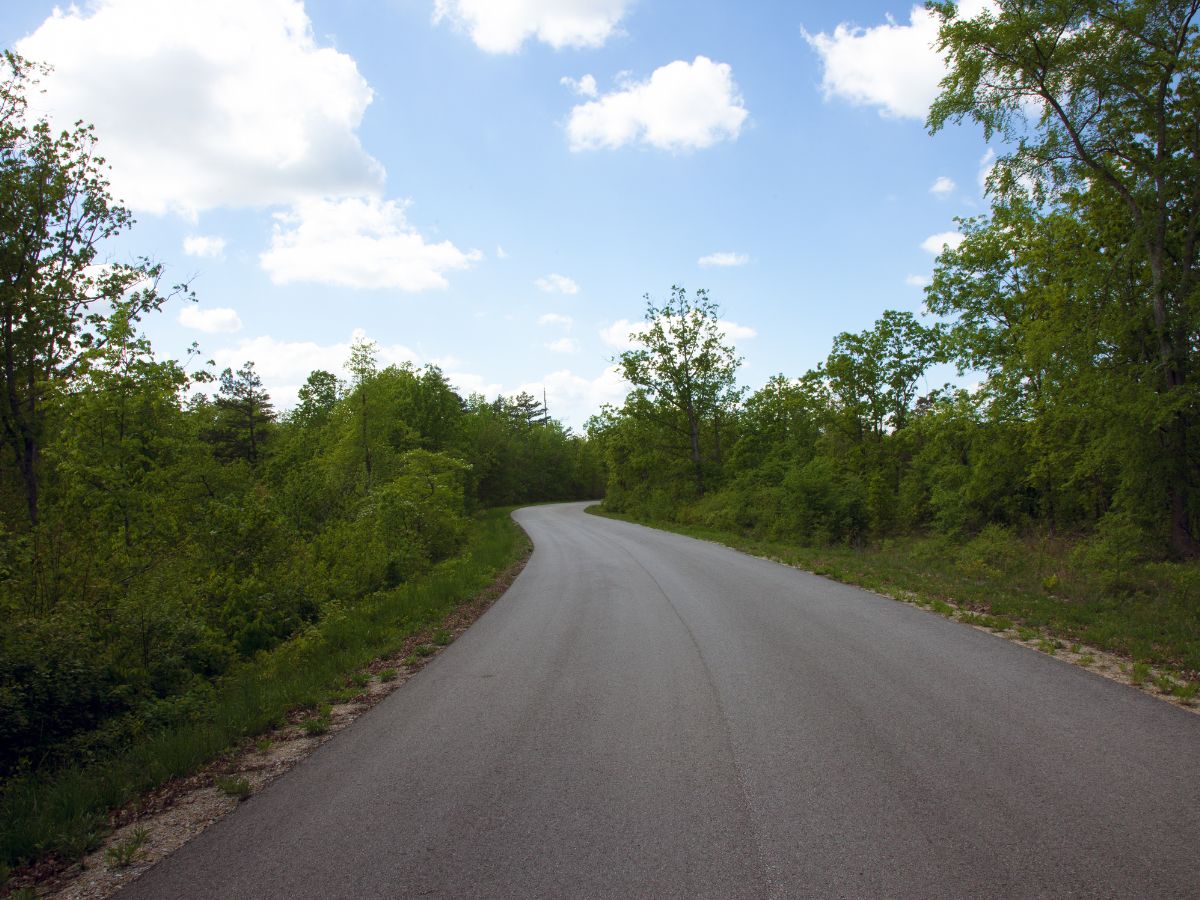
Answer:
[0,508,528,872]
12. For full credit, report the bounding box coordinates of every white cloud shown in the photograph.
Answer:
[599,316,756,350]
[496,245,509,259]
[545,337,580,353]
[921,231,965,254]
[260,197,481,290]
[930,176,955,196]
[698,251,749,268]
[516,366,627,430]
[561,74,598,97]
[905,274,931,288]
[433,0,631,53]
[179,305,243,333]
[803,1,994,120]
[18,0,383,217]
[567,56,748,152]
[183,234,227,258]
[211,330,418,386]
[535,273,580,294]
[539,313,574,327]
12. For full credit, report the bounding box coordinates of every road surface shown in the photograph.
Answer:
[122,502,1200,898]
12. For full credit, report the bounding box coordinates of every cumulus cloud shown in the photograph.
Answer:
[905,274,931,288]
[204,329,506,410]
[179,305,242,333]
[545,337,580,353]
[930,176,955,196]
[182,234,227,258]
[803,1,994,120]
[535,273,580,294]
[921,231,965,254]
[567,56,748,152]
[18,0,383,216]
[698,251,749,268]
[539,313,574,327]
[433,0,631,53]
[561,74,598,97]
[260,197,481,290]
[516,366,627,429]
[599,316,756,350]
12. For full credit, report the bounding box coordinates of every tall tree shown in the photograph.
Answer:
[0,53,169,525]
[618,286,743,495]
[347,336,378,490]
[930,0,1200,553]
[209,362,275,464]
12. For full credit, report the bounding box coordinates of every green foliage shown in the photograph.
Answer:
[104,826,150,869]
[0,509,528,869]
[214,775,251,801]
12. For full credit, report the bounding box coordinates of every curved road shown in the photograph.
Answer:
[123,502,1199,898]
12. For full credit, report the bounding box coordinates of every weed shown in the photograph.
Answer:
[104,827,150,869]
[378,668,397,682]
[1042,573,1060,592]
[1037,638,1058,655]
[302,716,330,737]
[1070,643,1081,654]
[1077,653,1095,666]
[351,673,370,689]
[7,887,38,899]
[255,738,272,754]
[214,775,251,801]
[1017,626,1040,641]
[327,688,357,705]
[1130,662,1151,685]
[414,644,437,657]
[402,654,422,666]
[1153,674,1177,694]
[433,629,453,646]
[1172,681,1198,702]
[929,598,955,617]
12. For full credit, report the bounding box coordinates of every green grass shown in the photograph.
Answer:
[0,508,529,871]
[103,826,149,869]
[378,668,398,682]
[587,505,1200,679]
[213,775,251,801]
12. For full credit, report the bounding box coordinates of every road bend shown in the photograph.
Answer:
[121,501,1200,898]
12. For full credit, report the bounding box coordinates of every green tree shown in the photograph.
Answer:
[208,362,275,464]
[347,336,378,489]
[824,310,940,441]
[617,286,743,495]
[930,0,1200,553]
[0,53,170,526]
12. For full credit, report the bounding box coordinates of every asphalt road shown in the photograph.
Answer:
[122,502,1200,898]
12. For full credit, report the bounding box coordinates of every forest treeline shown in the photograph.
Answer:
[0,54,599,779]
[592,2,1200,604]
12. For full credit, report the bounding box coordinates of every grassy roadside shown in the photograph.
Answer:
[587,505,1200,690]
[0,508,529,876]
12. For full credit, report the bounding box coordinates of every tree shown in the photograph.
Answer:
[617,286,743,495]
[824,310,940,441]
[347,336,378,489]
[929,0,1200,554]
[208,362,275,464]
[293,369,340,427]
[0,53,170,525]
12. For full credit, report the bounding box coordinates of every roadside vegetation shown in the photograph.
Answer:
[588,3,1200,681]
[0,51,586,874]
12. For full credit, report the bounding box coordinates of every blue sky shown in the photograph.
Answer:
[2,0,993,428]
